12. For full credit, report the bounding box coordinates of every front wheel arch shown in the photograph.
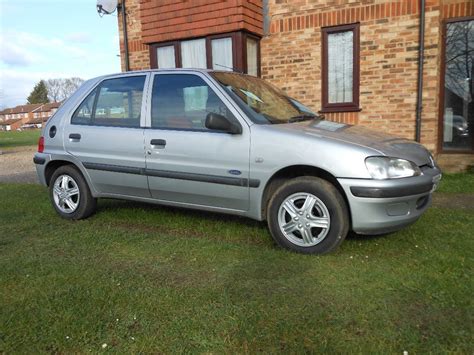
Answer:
[261,165,351,224]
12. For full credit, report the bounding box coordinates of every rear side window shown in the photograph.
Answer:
[151,74,235,130]
[72,89,96,124]
[72,76,146,127]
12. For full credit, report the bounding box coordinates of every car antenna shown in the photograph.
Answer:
[214,64,244,74]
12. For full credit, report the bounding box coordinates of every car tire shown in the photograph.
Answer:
[267,176,349,254]
[49,165,97,220]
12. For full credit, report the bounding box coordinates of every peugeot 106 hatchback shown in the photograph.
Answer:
[34,69,442,254]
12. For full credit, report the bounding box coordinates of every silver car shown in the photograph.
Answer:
[34,69,441,254]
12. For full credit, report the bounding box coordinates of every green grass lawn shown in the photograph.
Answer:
[0,184,472,353]
[0,130,41,149]
[437,172,474,193]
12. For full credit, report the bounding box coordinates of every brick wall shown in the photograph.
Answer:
[261,0,474,171]
[118,0,149,70]
[119,0,474,171]
[140,0,263,43]
[118,0,263,71]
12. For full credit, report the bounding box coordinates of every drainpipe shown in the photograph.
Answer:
[415,0,426,142]
[119,0,130,71]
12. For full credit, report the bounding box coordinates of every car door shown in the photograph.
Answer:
[143,72,251,211]
[64,74,150,197]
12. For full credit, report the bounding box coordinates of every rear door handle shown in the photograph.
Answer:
[150,139,166,147]
[69,133,81,141]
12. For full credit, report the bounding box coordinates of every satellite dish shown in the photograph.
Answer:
[97,0,118,15]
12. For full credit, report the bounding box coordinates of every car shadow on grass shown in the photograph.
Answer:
[96,198,267,228]
[93,198,396,253]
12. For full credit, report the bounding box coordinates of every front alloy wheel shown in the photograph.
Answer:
[277,192,331,247]
[267,176,349,254]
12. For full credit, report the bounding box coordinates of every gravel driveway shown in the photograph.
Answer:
[0,146,38,184]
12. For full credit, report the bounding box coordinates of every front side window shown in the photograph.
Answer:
[441,18,474,151]
[72,76,145,127]
[322,23,360,112]
[151,74,235,130]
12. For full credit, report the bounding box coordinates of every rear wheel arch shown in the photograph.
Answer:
[45,160,90,187]
[261,165,351,222]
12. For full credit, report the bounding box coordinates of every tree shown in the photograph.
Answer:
[46,77,84,102]
[27,80,49,104]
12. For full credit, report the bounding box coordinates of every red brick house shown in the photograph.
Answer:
[0,104,42,131]
[0,119,23,131]
[29,102,62,127]
[0,102,61,130]
[116,0,473,172]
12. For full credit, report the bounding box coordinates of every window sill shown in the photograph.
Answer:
[319,107,362,114]
[438,149,474,155]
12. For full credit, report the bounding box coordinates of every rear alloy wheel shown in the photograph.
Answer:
[49,165,97,220]
[52,175,80,214]
[267,177,349,254]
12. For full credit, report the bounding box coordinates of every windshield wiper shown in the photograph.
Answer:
[287,114,317,123]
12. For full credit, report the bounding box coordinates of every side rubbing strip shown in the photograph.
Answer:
[145,169,248,187]
[82,162,260,188]
[249,179,260,188]
[82,162,143,175]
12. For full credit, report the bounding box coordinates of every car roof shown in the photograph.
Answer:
[95,68,246,81]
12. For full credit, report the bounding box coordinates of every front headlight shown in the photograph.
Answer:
[365,157,422,179]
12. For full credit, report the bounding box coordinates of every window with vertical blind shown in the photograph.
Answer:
[156,45,176,69]
[246,37,258,77]
[181,39,207,69]
[149,32,260,76]
[321,23,360,112]
[211,37,233,71]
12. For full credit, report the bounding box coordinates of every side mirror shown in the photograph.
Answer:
[205,112,242,134]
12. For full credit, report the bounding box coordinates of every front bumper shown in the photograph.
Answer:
[338,167,441,235]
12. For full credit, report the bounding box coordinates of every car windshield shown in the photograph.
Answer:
[211,72,318,124]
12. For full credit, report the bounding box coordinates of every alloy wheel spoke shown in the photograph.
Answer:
[282,220,298,234]
[301,228,313,244]
[308,216,330,229]
[54,186,62,196]
[61,175,69,189]
[67,187,79,197]
[301,195,316,214]
[64,197,77,211]
[282,200,299,218]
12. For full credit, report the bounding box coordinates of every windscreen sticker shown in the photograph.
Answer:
[239,88,263,103]
[312,120,347,131]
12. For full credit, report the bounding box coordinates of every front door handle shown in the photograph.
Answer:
[150,139,166,147]
[69,133,81,141]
